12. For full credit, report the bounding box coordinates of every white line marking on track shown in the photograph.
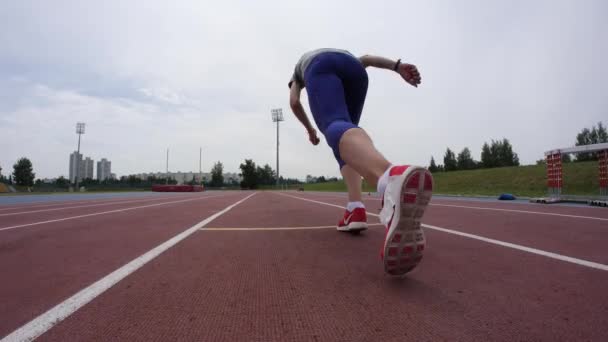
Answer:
[421,223,608,271]
[278,193,348,210]
[290,192,608,222]
[0,192,256,342]
[278,193,608,272]
[0,194,230,233]
[202,223,383,231]
[430,203,608,222]
[0,195,202,217]
[0,196,168,212]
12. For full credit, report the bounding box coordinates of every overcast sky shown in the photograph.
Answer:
[1,0,606,180]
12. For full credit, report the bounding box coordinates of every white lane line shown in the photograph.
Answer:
[430,203,608,222]
[0,194,231,233]
[422,223,608,271]
[0,195,202,217]
[290,192,608,222]
[278,193,608,272]
[202,223,383,231]
[0,192,256,342]
[278,193,347,210]
[0,193,220,212]
[0,196,169,212]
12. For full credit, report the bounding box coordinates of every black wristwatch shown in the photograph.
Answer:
[393,59,401,71]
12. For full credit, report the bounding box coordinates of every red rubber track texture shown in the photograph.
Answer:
[0,194,180,213]
[432,198,608,219]
[303,191,608,219]
[293,193,608,264]
[0,194,206,228]
[37,192,608,341]
[0,192,246,338]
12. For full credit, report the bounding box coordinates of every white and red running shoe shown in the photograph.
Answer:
[336,207,368,232]
[379,165,433,277]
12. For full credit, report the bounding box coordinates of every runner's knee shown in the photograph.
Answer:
[324,121,358,168]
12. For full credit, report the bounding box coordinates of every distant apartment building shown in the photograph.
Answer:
[97,158,112,181]
[82,157,94,180]
[68,151,82,183]
[133,171,241,185]
[135,172,207,184]
[69,152,95,183]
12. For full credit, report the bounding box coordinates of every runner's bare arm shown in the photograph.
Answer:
[289,82,320,145]
[359,55,422,87]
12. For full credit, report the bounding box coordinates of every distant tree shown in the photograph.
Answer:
[126,175,141,185]
[428,157,438,173]
[81,178,99,186]
[281,177,303,185]
[317,176,327,183]
[239,159,258,189]
[211,161,224,187]
[490,140,501,167]
[481,142,494,168]
[0,164,3,181]
[498,139,519,167]
[443,148,457,171]
[8,175,13,185]
[480,139,519,168]
[264,164,276,184]
[599,122,608,142]
[536,159,546,166]
[575,122,607,161]
[456,148,476,170]
[35,179,43,186]
[256,164,276,185]
[13,157,35,186]
[306,175,318,183]
[327,177,339,182]
[437,164,445,172]
[575,128,593,161]
[55,176,69,187]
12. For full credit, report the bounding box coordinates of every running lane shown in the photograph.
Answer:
[0,193,210,229]
[37,192,608,341]
[0,193,190,214]
[0,192,169,206]
[288,192,608,264]
[0,191,248,338]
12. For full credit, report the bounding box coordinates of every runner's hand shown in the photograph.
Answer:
[398,63,421,87]
[308,129,320,146]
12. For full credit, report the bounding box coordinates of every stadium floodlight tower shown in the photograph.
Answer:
[271,108,284,187]
[75,122,86,190]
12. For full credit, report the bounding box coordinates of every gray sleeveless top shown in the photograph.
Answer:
[288,48,354,88]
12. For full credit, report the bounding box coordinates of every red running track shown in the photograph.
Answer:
[0,191,607,341]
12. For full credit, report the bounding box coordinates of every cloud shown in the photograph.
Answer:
[1,0,607,179]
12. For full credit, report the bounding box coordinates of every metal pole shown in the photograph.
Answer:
[271,108,284,188]
[75,133,81,190]
[74,122,85,191]
[276,119,280,187]
[166,148,169,184]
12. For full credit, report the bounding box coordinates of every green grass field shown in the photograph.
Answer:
[302,161,600,198]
